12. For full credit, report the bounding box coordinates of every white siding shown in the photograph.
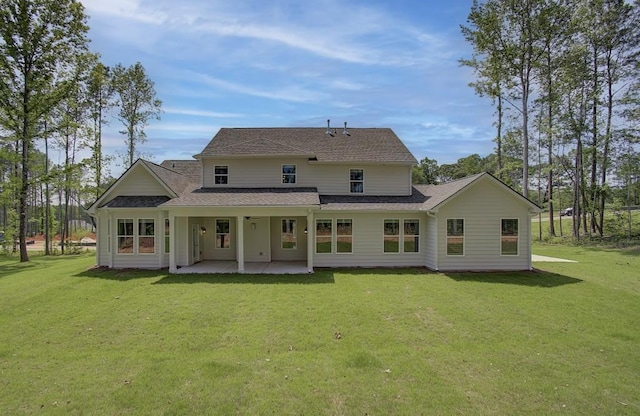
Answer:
[435,177,532,271]
[312,212,427,268]
[202,158,412,195]
[96,213,110,267]
[174,216,189,267]
[199,217,237,261]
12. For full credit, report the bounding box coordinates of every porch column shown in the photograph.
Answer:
[307,211,314,273]
[169,213,177,273]
[237,216,245,273]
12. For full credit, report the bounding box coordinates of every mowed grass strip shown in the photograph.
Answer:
[0,250,638,415]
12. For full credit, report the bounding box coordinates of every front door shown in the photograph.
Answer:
[243,217,270,262]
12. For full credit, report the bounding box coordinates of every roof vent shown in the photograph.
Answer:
[343,121,350,136]
[326,119,331,135]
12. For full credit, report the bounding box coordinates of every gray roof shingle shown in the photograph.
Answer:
[142,160,194,196]
[161,187,320,207]
[195,128,417,164]
[103,195,171,208]
[159,160,201,183]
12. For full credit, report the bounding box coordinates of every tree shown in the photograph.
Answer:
[0,0,90,261]
[85,61,114,200]
[412,157,439,185]
[112,62,162,167]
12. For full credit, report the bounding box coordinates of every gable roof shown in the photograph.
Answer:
[414,172,541,212]
[195,127,417,164]
[87,159,195,213]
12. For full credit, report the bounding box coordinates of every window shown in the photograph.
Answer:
[282,164,296,184]
[117,219,134,254]
[383,219,400,253]
[501,219,519,255]
[281,219,297,249]
[404,219,420,253]
[446,219,464,255]
[138,219,155,254]
[336,219,353,253]
[164,219,170,254]
[214,165,228,184]
[316,219,332,253]
[350,169,364,193]
[216,219,230,249]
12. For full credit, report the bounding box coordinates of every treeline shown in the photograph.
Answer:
[456,0,640,239]
[0,0,162,260]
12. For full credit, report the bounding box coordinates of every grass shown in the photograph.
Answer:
[1,250,639,415]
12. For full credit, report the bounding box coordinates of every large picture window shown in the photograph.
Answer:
[403,219,420,253]
[138,219,155,254]
[336,219,353,253]
[282,165,296,184]
[282,219,297,249]
[117,219,134,254]
[216,219,230,249]
[446,219,464,255]
[350,169,364,193]
[383,219,400,253]
[316,219,332,253]
[501,219,519,255]
[214,165,228,184]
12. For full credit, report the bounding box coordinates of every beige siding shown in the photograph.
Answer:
[200,217,237,261]
[106,209,163,269]
[435,177,531,271]
[174,216,189,267]
[113,165,169,196]
[202,158,412,195]
[96,213,110,267]
[424,215,437,270]
[270,216,308,261]
[312,212,427,268]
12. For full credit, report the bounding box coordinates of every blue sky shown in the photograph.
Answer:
[80,0,496,175]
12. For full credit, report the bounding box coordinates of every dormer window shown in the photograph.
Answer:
[282,164,296,184]
[350,169,364,193]
[214,165,228,184]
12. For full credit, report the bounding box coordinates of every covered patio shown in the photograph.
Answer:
[175,261,310,275]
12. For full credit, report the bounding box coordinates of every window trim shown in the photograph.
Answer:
[164,218,170,254]
[281,219,297,250]
[117,218,134,255]
[215,218,231,250]
[138,218,156,255]
[500,218,519,256]
[446,218,465,256]
[383,219,400,253]
[349,168,364,194]
[282,164,296,184]
[336,219,353,254]
[403,219,420,253]
[315,219,333,254]
[214,165,229,185]
[107,218,111,254]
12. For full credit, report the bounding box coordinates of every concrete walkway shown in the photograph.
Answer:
[532,254,577,263]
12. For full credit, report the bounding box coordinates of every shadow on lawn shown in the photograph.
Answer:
[153,271,335,285]
[73,267,165,282]
[445,269,582,287]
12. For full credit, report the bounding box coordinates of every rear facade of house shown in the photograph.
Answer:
[88,126,540,273]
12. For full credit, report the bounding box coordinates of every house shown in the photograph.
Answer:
[87,125,541,273]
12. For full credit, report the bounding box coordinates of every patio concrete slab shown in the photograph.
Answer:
[532,254,577,263]
[175,261,309,274]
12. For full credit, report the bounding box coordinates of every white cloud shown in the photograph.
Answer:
[163,107,244,118]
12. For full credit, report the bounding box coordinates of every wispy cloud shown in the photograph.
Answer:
[163,107,244,118]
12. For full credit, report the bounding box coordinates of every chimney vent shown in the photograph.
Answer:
[343,121,350,136]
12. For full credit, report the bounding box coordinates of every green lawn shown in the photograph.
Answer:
[1,249,639,415]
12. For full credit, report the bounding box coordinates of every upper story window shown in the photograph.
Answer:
[214,165,228,184]
[350,169,364,193]
[282,164,296,184]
